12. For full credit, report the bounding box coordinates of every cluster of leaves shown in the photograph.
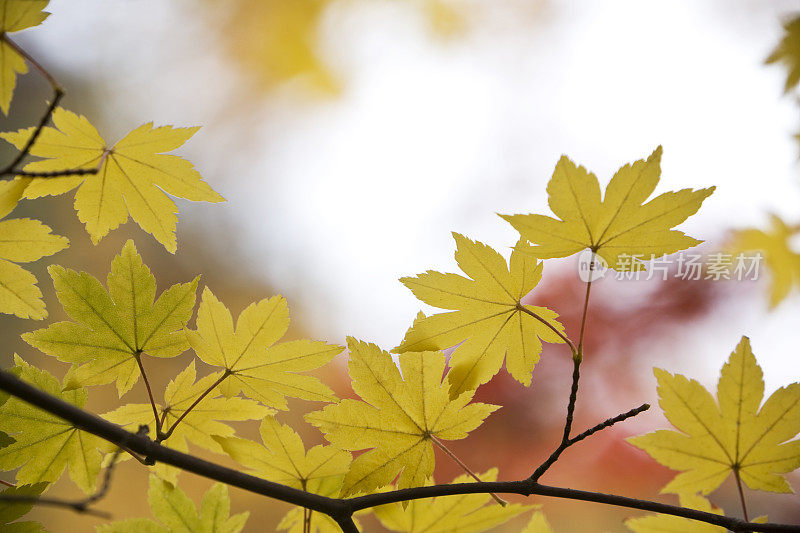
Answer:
[0,2,798,533]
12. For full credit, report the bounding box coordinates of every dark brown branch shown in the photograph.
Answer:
[531,403,649,482]
[0,370,797,532]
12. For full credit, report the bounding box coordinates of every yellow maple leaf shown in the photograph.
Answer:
[186,287,341,409]
[767,15,800,93]
[522,510,554,533]
[23,240,198,395]
[393,233,565,397]
[374,469,533,533]
[0,208,68,320]
[216,417,358,533]
[103,360,271,484]
[624,493,767,532]
[728,214,800,307]
[0,0,49,114]
[628,336,800,495]
[306,338,499,496]
[501,147,714,270]
[97,475,249,533]
[0,107,224,252]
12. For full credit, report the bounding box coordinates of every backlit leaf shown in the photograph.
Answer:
[728,214,800,307]
[0,0,49,114]
[374,469,532,532]
[96,475,248,533]
[501,147,713,270]
[0,483,47,533]
[23,240,198,396]
[0,107,224,251]
[767,15,800,92]
[0,214,68,319]
[187,287,341,409]
[628,336,800,495]
[394,233,565,397]
[103,361,271,484]
[0,356,105,493]
[216,417,355,532]
[306,338,499,496]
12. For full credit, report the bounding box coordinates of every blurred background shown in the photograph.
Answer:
[2,0,800,530]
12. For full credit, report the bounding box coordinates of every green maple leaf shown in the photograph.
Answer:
[394,233,565,397]
[374,469,532,533]
[628,336,800,495]
[0,0,49,114]
[186,287,341,409]
[0,356,106,493]
[103,361,271,484]
[96,475,248,533]
[0,483,48,533]
[501,147,713,270]
[23,240,198,396]
[0,107,224,251]
[216,417,358,533]
[306,338,499,496]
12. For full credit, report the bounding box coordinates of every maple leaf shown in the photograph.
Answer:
[215,417,357,533]
[374,469,532,533]
[0,107,224,252]
[0,356,106,493]
[393,233,565,397]
[0,483,47,533]
[501,147,714,270]
[624,493,767,532]
[767,15,800,93]
[23,240,198,396]
[306,338,499,496]
[186,287,341,409]
[522,511,554,533]
[628,336,800,495]
[728,214,800,307]
[96,475,248,533]
[103,360,271,484]
[0,211,68,319]
[0,0,49,114]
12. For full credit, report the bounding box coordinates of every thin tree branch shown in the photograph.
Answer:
[577,277,593,356]
[1,35,60,89]
[0,437,135,519]
[530,403,649,481]
[0,371,797,532]
[0,479,14,488]
[0,36,101,181]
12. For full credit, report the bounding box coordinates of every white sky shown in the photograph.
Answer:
[15,0,800,392]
